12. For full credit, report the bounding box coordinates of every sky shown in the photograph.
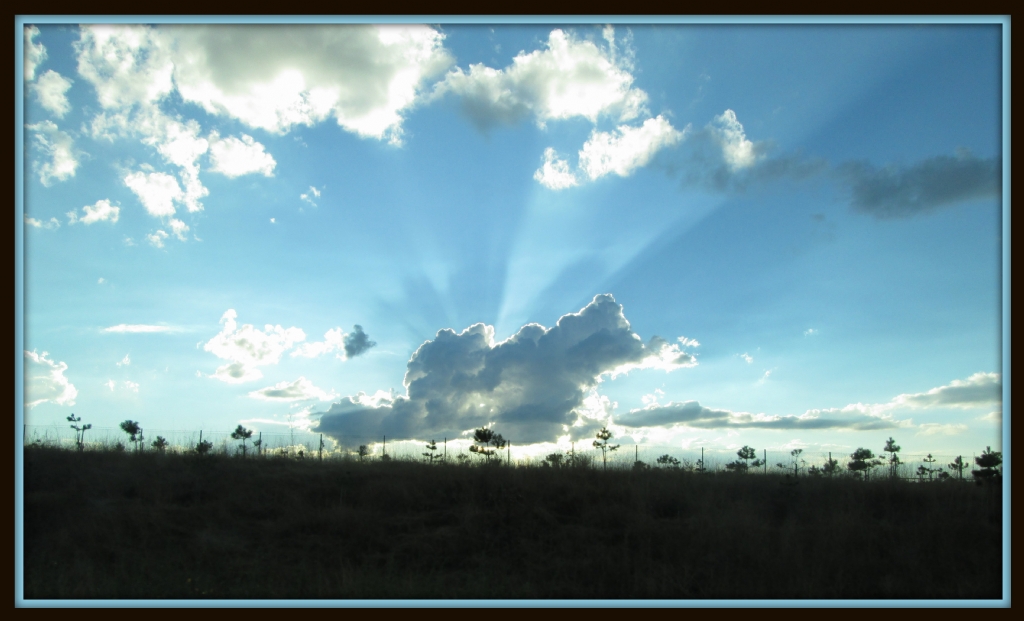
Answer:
[18,20,1006,466]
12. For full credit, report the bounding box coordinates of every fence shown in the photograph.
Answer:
[22,424,987,481]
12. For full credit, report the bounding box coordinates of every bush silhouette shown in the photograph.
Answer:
[119,420,144,453]
[656,454,680,469]
[151,436,169,453]
[972,446,1002,484]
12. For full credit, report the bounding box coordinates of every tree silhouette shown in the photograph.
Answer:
[822,455,840,477]
[358,445,370,462]
[847,448,881,480]
[727,445,756,472]
[592,427,620,470]
[790,449,806,476]
[195,439,213,455]
[542,453,564,468]
[423,439,441,464]
[67,413,91,452]
[469,427,505,461]
[119,420,144,453]
[883,437,901,478]
[231,424,254,457]
[656,454,680,468]
[151,436,169,453]
[948,455,968,481]
[972,446,1002,483]
[922,454,937,481]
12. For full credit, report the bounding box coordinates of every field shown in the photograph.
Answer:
[22,446,1003,600]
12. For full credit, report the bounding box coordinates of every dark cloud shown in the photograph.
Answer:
[343,325,376,359]
[617,401,903,431]
[315,294,694,445]
[839,150,1000,218]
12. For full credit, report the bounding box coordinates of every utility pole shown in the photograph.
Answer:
[444,437,447,462]
[764,449,767,475]
[635,445,638,464]
[318,433,324,462]
[701,447,704,474]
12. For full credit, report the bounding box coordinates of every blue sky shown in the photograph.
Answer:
[19,21,1005,465]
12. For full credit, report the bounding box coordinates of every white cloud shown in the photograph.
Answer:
[979,410,1001,423]
[710,109,759,171]
[27,121,78,185]
[917,423,969,436]
[24,25,46,82]
[105,379,116,391]
[24,216,60,230]
[124,171,182,218]
[146,230,169,248]
[891,372,1001,410]
[618,400,909,432]
[67,199,120,225]
[577,115,687,181]
[24,350,77,408]
[533,148,578,190]
[104,324,176,333]
[740,353,753,364]
[300,186,321,207]
[75,25,175,110]
[117,354,131,366]
[315,294,694,444]
[434,27,647,129]
[208,132,276,177]
[162,24,453,142]
[291,327,346,359]
[98,278,105,284]
[248,377,338,402]
[124,380,140,392]
[33,70,73,117]
[168,218,189,240]
[804,328,818,336]
[203,309,306,383]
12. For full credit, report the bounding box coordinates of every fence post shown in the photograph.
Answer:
[319,433,323,462]
[444,437,447,462]
[507,441,510,466]
[198,430,202,451]
[701,447,704,474]
[383,435,386,459]
[764,449,767,475]
[635,444,638,464]
[258,431,262,457]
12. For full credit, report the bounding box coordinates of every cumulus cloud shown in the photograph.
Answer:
[168,218,189,240]
[75,25,175,110]
[117,354,131,366]
[434,28,646,129]
[315,294,695,445]
[291,327,346,358]
[25,216,60,230]
[208,132,276,177]
[67,199,120,225]
[533,148,578,190]
[27,121,78,185]
[24,350,77,408]
[300,186,321,207]
[24,25,47,82]
[104,324,177,333]
[123,380,140,392]
[203,309,306,383]
[33,70,73,117]
[343,325,377,359]
[709,109,758,171]
[163,24,452,143]
[248,377,337,402]
[146,230,169,248]
[124,171,181,218]
[840,149,1001,218]
[890,372,1001,409]
[577,115,687,182]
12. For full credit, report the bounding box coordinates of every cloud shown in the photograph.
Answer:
[168,218,189,240]
[24,216,60,230]
[576,115,687,182]
[740,353,753,364]
[123,380,140,392]
[146,230,169,248]
[203,309,306,383]
[248,377,338,402]
[434,28,646,130]
[709,109,759,171]
[117,354,130,366]
[891,372,1001,409]
[533,148,578,190]
[67,199,120,225]
[103,324,176,333]
[840,149,1001,218]
[300,186,321,207]
[33,70,73,117]
[24,25,46,82]
[75,25,175,110]
[162,24,452,143]
[105,379,116,391]
[916,423,969,436]
[343,325,377,359]
[291,327,346,358]
[804,328,818,336]
[315,294,695,445]
[27,121,78,185]
[617,400,907,431]
[124,171,182,218]
[24,350,77,408]
[208,132,276,177]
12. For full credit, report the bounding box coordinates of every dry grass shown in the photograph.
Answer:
[23,446,1002,599]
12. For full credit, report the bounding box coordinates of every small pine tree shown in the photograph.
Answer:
[883,437,901,478]
[656,454,680,468]
[230,424,254,457]
[948,455,968,480]
[790,449,805,476]
[822,456,840,477]
[848,448,881,480]
[737,446,756,468]
[357,445,370,462]
[469,427,505,461]
[67,413,92,452]
[593,427,620,470]
[119,420,144,453]
[151,436,169,453]
[423,439,441,464]
[543,453,564,468]
[922,454,937,481]
[196,439,213,455]
[972,446,1002,483]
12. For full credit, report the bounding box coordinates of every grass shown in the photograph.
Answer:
[22,445,1002,599]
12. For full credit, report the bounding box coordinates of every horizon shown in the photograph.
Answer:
[19,20,1006,467]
